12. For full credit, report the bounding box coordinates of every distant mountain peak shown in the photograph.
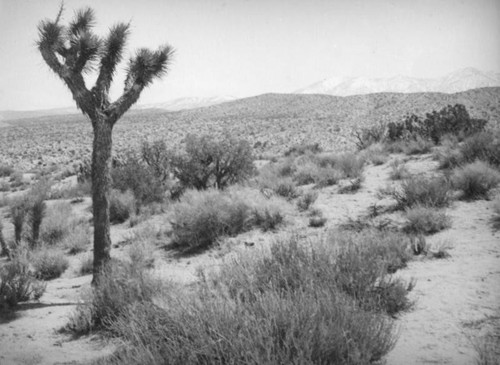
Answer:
[296,68,500,96]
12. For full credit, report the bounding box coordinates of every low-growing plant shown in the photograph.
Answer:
[40,202,74,245]
[127,238,156,269]
[0,164,14,177]
[296,190,318,211]
[390,175,452,209]
[460,131,500,167]
[389,159,410,180]
[403,206,451,235]
[251,207,284,232]
[309,215,327,227]
[109,189,136,224]
[31,247,69,280]
[63,224,91,255]
[452,161,500,200]
[78,254,94,276]
[0,247,46,309]
[67,259,160,335]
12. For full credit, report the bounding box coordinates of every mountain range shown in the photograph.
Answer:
[295,68,500,96]
[1,68,499,122]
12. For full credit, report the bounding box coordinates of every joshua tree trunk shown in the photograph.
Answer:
[91,119,114,278]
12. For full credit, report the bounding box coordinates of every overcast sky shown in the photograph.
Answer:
[0,0,499,110]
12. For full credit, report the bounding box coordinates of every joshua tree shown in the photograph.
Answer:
[37,6,174,282]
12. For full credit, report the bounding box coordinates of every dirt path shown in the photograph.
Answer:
[386,199,500,364]
[0,276,114,365]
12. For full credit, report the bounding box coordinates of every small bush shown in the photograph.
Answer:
[391,175,451,209]
[171,133,255,190]
[354,122,387,150]
[493,197,500,228]
[284,142,322,156]
[251,207,284,232]
[40,202,74,245]
[297,190,318,211]
[0,164,14,177]
[112,153,166,205]
[67,260,160,335]
[362,143,389,165]
[171,189,251,250]
[63,224,91,254]
[31,247,69,280]
[309,215,327,227]
[78,254,94,276]
[127,238,156,269]
[460,131,500,167]
[452,161,500,200]
[0,248,46,309]
[333,153,365,179]
[109,189,136,224]
[403,206,451,235]
[389,159,410,180]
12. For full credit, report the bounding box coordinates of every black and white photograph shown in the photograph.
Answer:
[0,0,499,364]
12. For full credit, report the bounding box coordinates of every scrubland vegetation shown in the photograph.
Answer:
[1,102,500,363]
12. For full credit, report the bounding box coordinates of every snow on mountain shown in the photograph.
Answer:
[296,68,500,96]
[137,96,236,111]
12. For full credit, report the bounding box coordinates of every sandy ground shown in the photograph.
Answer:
[1,153,499,364]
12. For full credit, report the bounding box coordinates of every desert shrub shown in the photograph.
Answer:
[101,234,404,364]
[171,188,287,250]
[284,142,322,156]
[451,161,500,200]
[293,162,319,185]
[361,143,389,165]
[251,207,284,232]
[9,171,24,188]
[67,259,160,335]
[63,224,91,254]
[387,104,487,144]
[78,254,94,276]
[331,153,365,179]
[0,164,14,177]
[171,133,255,190]
[402,136,434,155]
[354,122,387,150]
[26,181,51,245]
[127,238,156,269]
[297,190,318,211]
[10,197,29,244]
[390,175,451,209]
[171,189,250,250]
[109,189,136,224]
[433,136,463,169]
[31,247,69,280]
[40,202,74,245]
[389,159,410,180]
[309,215,327,227]
[0,248,46,309]
[460,131,500,167]
[112,153,166,205]
[258,169,299,199]
[403,206,451,234]
[141,140,171,183]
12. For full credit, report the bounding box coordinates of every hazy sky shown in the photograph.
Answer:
[0,0,499,110]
